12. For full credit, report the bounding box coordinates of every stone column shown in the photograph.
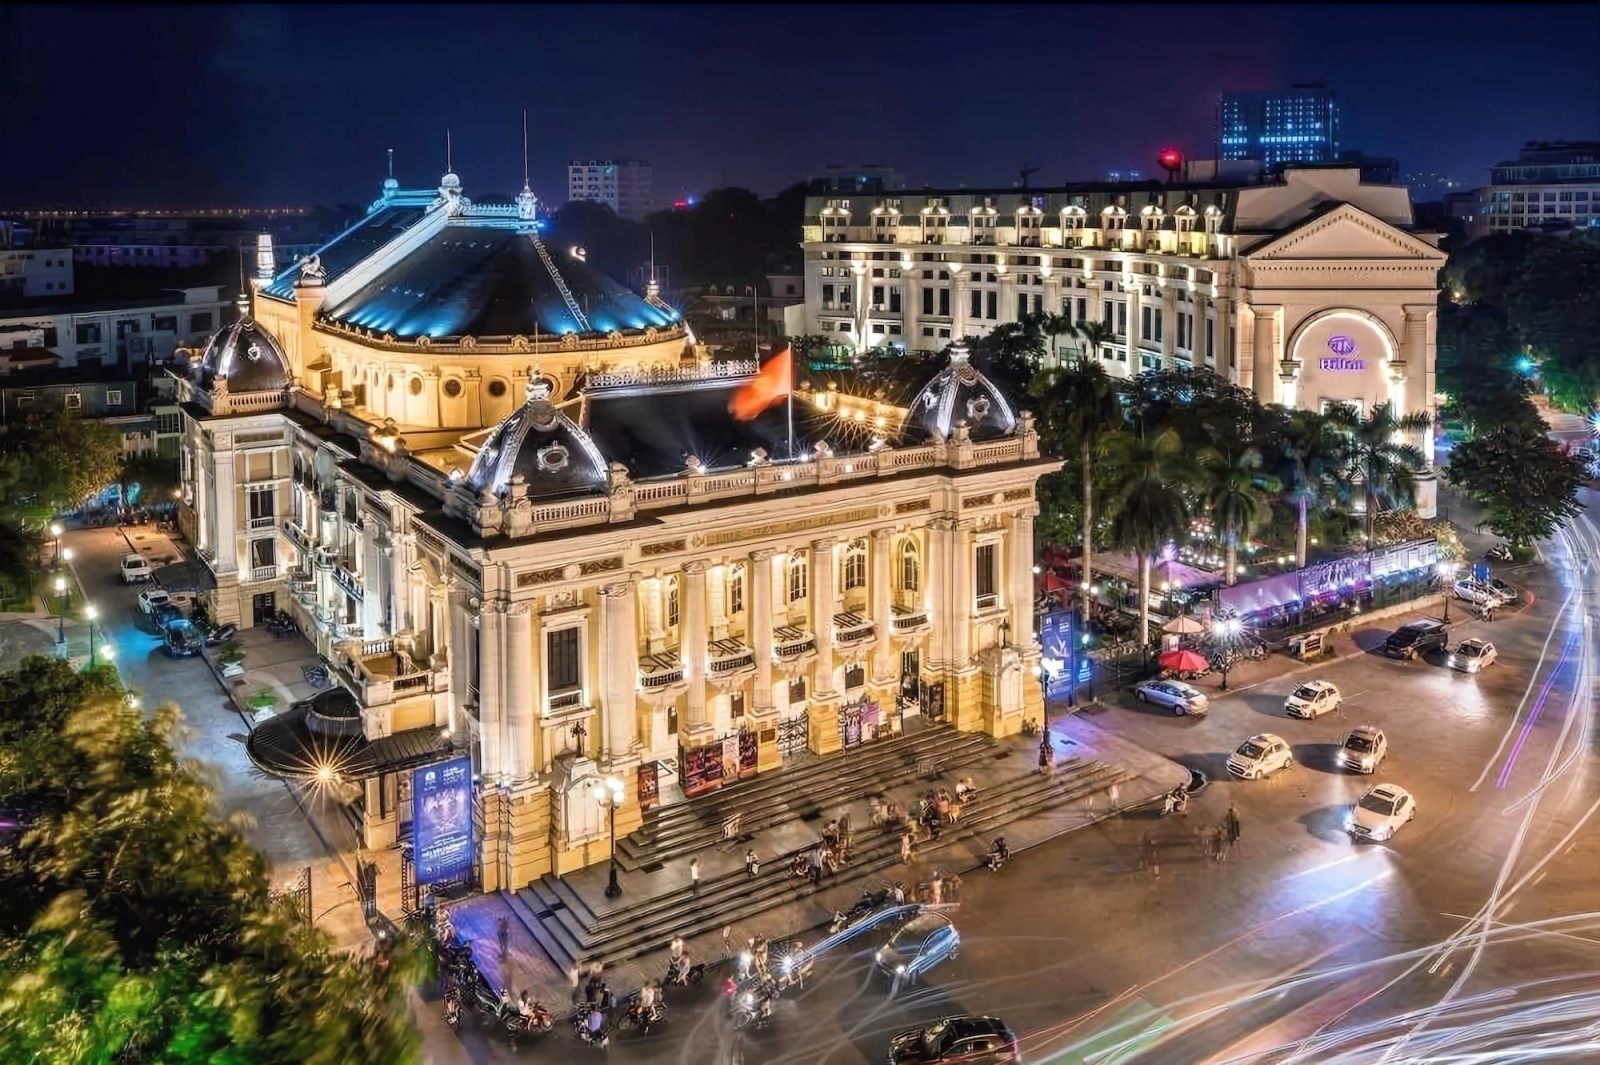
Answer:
[708,564,728,640]
[213,451,237,574]
[504,602,535,780]
[362,526,385,635]
[600,580,638,760]
[421,368,442,427]
[926,519,952,670]
[749,549,776,714]
[1043,276,1063,363]
[952,267,970,340]
[1193,291,1210,368]
[1252,304,1279,405]
[1403,304,1438,517]
[810,538,837,696]
[1007,508,1035,647]
[998,272,1018,325]
[478,601,507,782]
[644,576,666,654]
[683,561,710,738]
[1161,285,1178,368]
[901,268,920,350]
[851,264,869,350]
[951,523,972,666]
[390,532,413,636]
[1128,280,1144,368]
[870,528,895,684]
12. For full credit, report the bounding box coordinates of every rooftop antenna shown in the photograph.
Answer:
[387,148,394,180]
[521,109,530,188]
[1020,162,1040,188]
[446,128,453,173]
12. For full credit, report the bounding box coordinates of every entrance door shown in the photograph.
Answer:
[252,592,276,626]
[899,649,921,716]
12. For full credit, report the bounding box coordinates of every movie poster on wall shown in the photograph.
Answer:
[413,757,474,886]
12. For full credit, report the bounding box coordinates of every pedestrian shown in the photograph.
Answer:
[1108,782,1120,812]
[1039,740,1054,777]
[721,925,733,959]
[745,847,759,878]
[945,871,962,903]
[1140,831,1160,879]
[689,856,701,892]
[900,831,913,865]
[497,915,510,961]
[1225,804,1241,855]
[1484,602,1495,623]
[929,870,944,904]
[567,960,583,1004]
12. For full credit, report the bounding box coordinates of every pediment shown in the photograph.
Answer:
[1248,204,1446,263]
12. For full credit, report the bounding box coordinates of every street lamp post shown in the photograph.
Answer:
[1216,617,1240,692]
[54,575,68,643]
[1438,562,1454,624]
[85,604,98,668]
[592,776,625,898]
[50,523,62,563]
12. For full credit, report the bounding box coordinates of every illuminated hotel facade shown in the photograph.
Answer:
[176,166,1054,888]
[798,164,1447,515]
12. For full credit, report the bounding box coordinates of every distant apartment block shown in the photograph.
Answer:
[1219,84,1340,169]
[566,159,653,220]
[1474,140,1600,237]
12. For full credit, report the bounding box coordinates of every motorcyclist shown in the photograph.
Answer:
[584,1004,607,1041]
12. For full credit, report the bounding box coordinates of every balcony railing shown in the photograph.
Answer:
[248,564,278,583]
[638,653,685,691]
[774,625,816,659]
[246,515,275,532]
[333,565,364,602]
[891,608,930,633]
[282,519,310,553]
[547,689,584,712]
[833,611,877,645]
[707,637,756,676]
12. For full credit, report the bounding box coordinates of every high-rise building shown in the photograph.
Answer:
[1474,140,1600,237]
[1218,84,1340,169]
[809,164,902,195]
[566,159,653,220]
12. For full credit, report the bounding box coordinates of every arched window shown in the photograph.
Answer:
[666,575,680,629]
[788,553,808,603]
[728,563,745,615]
[899,540,921,594]
[1102,206,1127,232]
[842,538,867,591]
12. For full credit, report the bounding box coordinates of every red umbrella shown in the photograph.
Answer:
[1158,649,1208,672]
[1039,571,1072,592]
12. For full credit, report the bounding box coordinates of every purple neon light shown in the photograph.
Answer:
[1496,632,1578,789]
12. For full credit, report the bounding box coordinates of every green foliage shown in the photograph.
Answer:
[1106,429,1193,643]
[0,406,125,520]
[218,640,245,666]
[0,656,420,1065]
[1198,446,1282,581]
[120,453,181,507]
[1445,421,1586,546]
[1324,401,1431,544]
[1373,510,1466,562]
[248,687,280,711]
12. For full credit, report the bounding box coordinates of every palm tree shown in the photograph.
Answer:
[1199,447,1281,585]
[1072,320,1117,365]
[1325,401,1432,546]
[1106,429,1192,645]
[1029,357,1125,619]
[1272,409,1349,567]
[1026,311,1077,368]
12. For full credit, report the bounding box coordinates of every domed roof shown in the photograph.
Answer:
[464,380,610,497]
[193,307,291,393]
[907,343,1017,441]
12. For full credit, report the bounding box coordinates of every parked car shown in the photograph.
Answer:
[1449,638,1498,673]
[1285,680,1342,719]
[161,617,203,657]
[1347,783,1416,841]
[875,912,960,994]
[1483,578,1518,604]
[887,1016,1020,1065]
[120,554,153,584]
[1453,579,1497,605]
[1338,726,1388,774]
[136,588,171,615]
[1227,733,1294,780]
[1133,679,1210,716]
[1383,620,1449,661]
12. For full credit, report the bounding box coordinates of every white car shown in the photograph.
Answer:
[1285,680,1342,719]
[1347,783,1416,841]
[120,553,153,584]
[1227,733,1294,780]
[1338,725,1388,774]
[136,588,171,615]
[1133,679,1210,716]
[1449,639,1498,673]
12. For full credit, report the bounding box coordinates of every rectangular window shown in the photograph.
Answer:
[1154,309,1163,343]
[106,389,123,406]
[922,287,934,314]
[188,312,212,332]
[64,392,82,410]
[730,691,746,718]
[889,288,901,313]
[75,323,102,345]
[844,664,865,690]
[1229,326,1236,368]
[1116,303,1128,337]
[547,628,581,695]
[822,283,835,305]
[1206,318,1214,361]
[250,538,276,569]
[1076,297,1086,324]
[248,487,274,520]
[789,677,807,703]
[872,285,884,306]
[1017,294,1028,319]
[971,290,982,319]
[986,290,997,320]
[938,288,949,316]
[1141,306,1152,341]
[975,544,997,603]
[153,315,177,332]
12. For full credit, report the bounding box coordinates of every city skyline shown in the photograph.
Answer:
[2,4,1596,208]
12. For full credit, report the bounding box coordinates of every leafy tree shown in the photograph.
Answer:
[0,406,125,520]
[1029,358,1125,615]
[1198,447,1281,585]
[121,453,181,508]
[1445,422,1586,547]
[1265,409,1350,567]
[1106,429,1193,645]
[0,657,420,1065]
[1324,401,1431,546]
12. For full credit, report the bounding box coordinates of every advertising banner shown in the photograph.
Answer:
[413,757,474,886]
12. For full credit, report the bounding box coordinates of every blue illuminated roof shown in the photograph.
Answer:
[320,224,678,339]
[260,204,432,300]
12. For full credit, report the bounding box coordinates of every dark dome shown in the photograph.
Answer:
[465,380,609,498]
[193,313,292,393]
[322,224,679,339]
[907,344,1017,441]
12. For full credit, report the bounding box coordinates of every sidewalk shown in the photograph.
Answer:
[444,894,572,1008]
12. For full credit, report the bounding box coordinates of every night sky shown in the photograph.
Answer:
[3,4,1596,208]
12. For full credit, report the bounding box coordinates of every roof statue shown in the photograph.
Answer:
[517,108,538,223]
[296,253,326,284]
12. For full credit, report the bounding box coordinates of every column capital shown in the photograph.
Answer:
[506,600,534,616]
[870,526,895,542]
[600,580,635,598]
[1401,303,1436,321]
[928,516,959,532]
[681,559,707,576]
[811,536,837,552]
[749,547,777,562]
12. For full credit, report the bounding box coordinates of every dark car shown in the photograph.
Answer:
[1382,620,1448,661]
[887,1016,1020,1064]
[874,911,960,994]
[161,617,203,657]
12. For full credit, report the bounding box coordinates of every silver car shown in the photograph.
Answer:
[1134,679,1210,716]
[1338,725,1388,774]
[1449,639,1498,673]
[874,912,960,995]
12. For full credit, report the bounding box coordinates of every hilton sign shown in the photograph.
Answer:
[1320,335,1365,371]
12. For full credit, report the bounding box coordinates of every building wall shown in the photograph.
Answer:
[0,248,75,298]
[566,160,653,220]
[0,288,230,368]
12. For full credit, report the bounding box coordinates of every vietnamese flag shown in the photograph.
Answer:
[728,345,793,421]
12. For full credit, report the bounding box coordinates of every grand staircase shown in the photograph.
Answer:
[508,729,1133,972]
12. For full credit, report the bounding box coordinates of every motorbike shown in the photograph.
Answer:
[732,988,775,1031]
[1162,789,1189,817]
[981,839,1010,873]
[268,610,299,637]
[1486,544,1513,562]
[205,622,237,647]
[572,1009,612,1048]
[665,957,706,987]
[499,1001,554,1040]
[828,884,894,932]
[618,996,666,1035]
[443,983,462,1031]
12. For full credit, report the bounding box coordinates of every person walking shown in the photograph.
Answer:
[1039,739,1054,777]
[497,915,510,961]
[1225,804,1241,858]
[1140,831,1160,879]
[721,925,733,960]
[900,831,913,865]
[689,856,702,892]
[745,848,760,878]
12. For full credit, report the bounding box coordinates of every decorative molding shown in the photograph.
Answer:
[640,538,686,557]
[1004,487,1033,501]
[517,566,566,588]
[701,506,880,548]
[681,559,708,575]
[895,498,932,514]
[578,556,623,576]
[599,581,634,598]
